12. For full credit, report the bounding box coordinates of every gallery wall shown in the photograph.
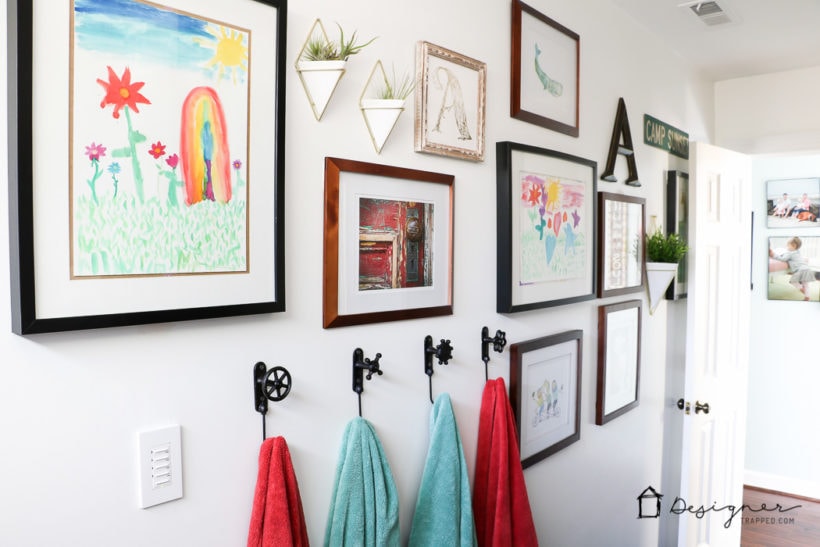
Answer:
[0,0,714,545]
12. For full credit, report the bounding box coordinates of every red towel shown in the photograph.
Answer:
[472,378,538,547]
[247,436,309,547]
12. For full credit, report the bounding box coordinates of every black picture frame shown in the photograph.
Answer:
[665,170,689,300]
[597,192,646,298]
[8,0,288,334]
[510,329,582,468]
[496,141,597,313]
[596,300,641,425]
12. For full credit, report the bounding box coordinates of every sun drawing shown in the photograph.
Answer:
[197,24,249,83]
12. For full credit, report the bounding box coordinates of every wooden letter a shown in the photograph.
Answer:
[601,97,640,186]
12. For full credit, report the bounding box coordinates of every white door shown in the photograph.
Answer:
[678,142,752,547]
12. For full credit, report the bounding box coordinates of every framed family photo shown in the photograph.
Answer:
[596,300,641,425]
[510,329,582,468]
[323,157,454,328]
[510,0,580,137]
[768,235,820,302]
[414,41,486,161]
[8,0,287,334]
[496,142,597,313]
[597,192,645,298]
[766,177,820,228]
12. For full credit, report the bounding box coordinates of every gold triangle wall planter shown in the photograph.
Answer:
[359,61,406,153]
[295,20,346,121]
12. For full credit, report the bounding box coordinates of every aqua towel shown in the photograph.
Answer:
[409,393,477,547]
[324,416,400,547]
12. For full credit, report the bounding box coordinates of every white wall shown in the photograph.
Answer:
[0,1,714,545]
[715,66,820,154]
[746,153,820,499]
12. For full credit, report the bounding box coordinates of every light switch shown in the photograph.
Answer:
[138,425,183,508]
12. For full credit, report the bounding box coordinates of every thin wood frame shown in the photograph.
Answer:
[597,192,646,297]
[414,41,486,161]
[666,170,689,300]
[510,329,582,468]
[511,0,580,137]
[323,157,454,328]
[596,300,642,425]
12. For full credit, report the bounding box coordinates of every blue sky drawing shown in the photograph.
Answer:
[74,0,236,73]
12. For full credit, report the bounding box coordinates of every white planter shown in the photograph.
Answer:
[296,60,347,120]
[646,262,678,315]
[360,99,406,153]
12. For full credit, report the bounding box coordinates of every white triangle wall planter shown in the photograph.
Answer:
[360,99,405,153]
[296,60,346,121]
[646,262,678,315]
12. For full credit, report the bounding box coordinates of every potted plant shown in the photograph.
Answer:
[360,62,415,152]
[296,20,377,120]
[645,228,689,314]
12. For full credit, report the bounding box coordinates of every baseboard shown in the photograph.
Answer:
[744,469,820,500]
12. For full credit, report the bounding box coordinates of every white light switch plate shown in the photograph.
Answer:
[138,425,183,509]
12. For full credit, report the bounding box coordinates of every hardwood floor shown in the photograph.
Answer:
[740,485,820,546]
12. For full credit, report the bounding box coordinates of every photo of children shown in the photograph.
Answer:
[768,236,820,301]
[766,178,820,227]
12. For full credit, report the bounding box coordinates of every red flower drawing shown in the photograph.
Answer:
[149,141,166,159]
[166,153,179,169]
[97,66,150,119]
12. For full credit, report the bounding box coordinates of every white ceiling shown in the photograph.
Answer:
[610,0,820,81]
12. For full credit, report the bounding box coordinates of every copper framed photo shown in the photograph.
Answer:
[510,0,580,137]
[596,300,642,425]
[510,329,582,468]
[414,41,486,161]
[597,192,646,297]
[323,157,454,328]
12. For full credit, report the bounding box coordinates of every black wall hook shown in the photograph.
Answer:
[424,335,453,403]
[481,326,507,382]
[253,362,292,441]
[352,348,383,417]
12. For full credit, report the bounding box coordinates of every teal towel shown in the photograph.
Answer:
[324,416,400,547]
[408,393,477,547]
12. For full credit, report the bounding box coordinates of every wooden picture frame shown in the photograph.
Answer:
[666,170,689,300]
[596,300,641,425]
[8,0,287,334]
[414,41,486,161]
[510,329,582,468]
[496,141,597,313]
[323,157,454,328]
[510,0,580,137]
[597,192,646,297]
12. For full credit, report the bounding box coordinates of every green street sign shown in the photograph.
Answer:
[643,114,689,159]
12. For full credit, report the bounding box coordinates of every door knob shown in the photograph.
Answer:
[694,401,710,414]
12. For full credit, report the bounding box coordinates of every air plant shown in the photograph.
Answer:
[300,23,377,62]
[375,66,415,100]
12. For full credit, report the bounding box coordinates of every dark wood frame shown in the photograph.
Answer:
[8,0,288,334]
[510,0,580,137]
[666,170,689,300]
[322,157,454,328]
[597,192,646,298]
[496,141,597,313]
[510,329,582,468]
[596,300,642,425]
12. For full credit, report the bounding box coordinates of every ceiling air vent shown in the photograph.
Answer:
[682,1,732,26]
